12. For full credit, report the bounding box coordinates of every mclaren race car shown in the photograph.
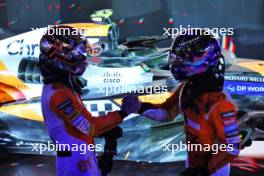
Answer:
[0,10,263,164]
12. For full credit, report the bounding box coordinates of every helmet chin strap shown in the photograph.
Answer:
[68,73,75,92]
[68,74,87,94]
[41,68,86,95]
[182,64,224,110]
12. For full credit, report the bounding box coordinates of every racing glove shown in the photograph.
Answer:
[240,129,252,149]
[181,166,210,176]
[121,94,141,116]
[137,102,169,122]
[98,126,123,176]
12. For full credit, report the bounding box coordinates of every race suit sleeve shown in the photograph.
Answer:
[138,83,184,121]
[50,88,123,137]
[207,100,241,173]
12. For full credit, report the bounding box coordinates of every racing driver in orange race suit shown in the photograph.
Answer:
[39,26,140,176]
[135,30,241,176]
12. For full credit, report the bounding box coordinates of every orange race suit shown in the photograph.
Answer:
[139,81,241,175]
[41,83,124,176]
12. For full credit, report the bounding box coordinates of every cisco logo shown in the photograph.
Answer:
[102,72,122,83]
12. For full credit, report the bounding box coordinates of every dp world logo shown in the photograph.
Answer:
[227,84,236,92]
[87,43,102,57]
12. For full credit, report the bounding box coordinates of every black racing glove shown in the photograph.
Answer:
[240,129,252,149]
[98,126,123,176]
[181,166,209,176]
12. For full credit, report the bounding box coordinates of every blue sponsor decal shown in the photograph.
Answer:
[232,143,240,149]
[57,99,74,115]
[73,115,85,126]
[224,123,238,132]
[221,111,235,118]
[224,81,264,95]
[225,130,239,137]
[226,136,240,144]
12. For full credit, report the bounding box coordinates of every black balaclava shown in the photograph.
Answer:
[39,54,87,94]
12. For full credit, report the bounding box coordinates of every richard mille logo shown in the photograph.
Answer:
[102,72,122,83]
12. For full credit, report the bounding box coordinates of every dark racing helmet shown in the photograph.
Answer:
[39,25,88,76]
[168,29,225,81]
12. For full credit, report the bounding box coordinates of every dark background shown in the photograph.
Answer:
[0,0,263,59]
